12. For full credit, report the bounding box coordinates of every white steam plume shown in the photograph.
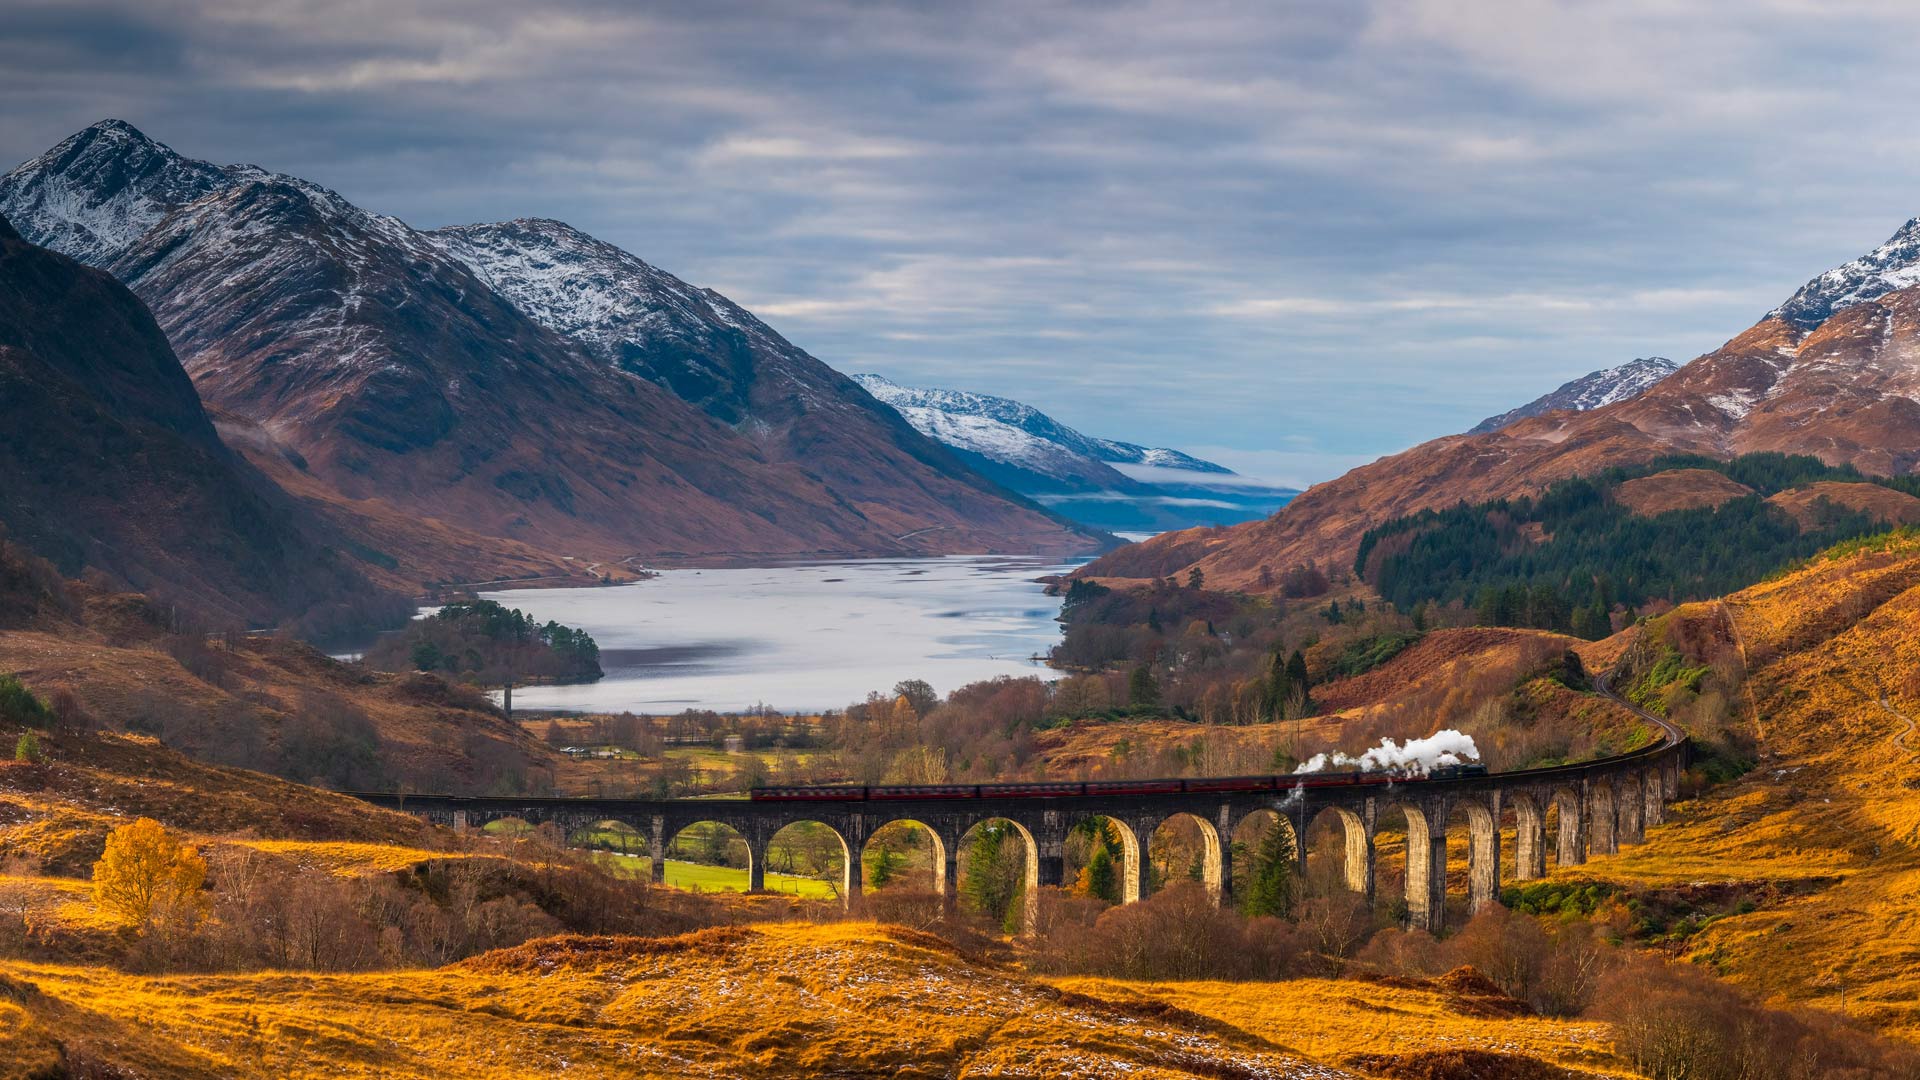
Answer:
[1293,729,1481,778]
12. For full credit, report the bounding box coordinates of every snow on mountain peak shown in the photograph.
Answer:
[0,119,238,267]
[1471,356,1680,434]
[1770,217,1920,330]
[852,373,1230,477]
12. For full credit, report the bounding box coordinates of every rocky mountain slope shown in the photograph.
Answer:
[853,373,1294,532]
[0,210,405,632]
[423,219,1084,553]
[0,121,1105,566]
[1470,356,1679,433]
[1771,216,1920,329]
[1080,214,1920,590]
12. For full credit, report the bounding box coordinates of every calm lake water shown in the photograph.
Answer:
[476,556,1079,714]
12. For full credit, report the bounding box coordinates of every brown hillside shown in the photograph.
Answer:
[0,731,435,873]
[1311,627,1580,714]
[0,624,559,796]
[1079,280,1920,592]
[1612,468,1754,517]
[1766,481,1920,529]
[1564,533,1920,1036]
[0,538,562,799]
[0,212,406,630]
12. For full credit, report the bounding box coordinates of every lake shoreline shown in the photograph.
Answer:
[474,554,1082,714]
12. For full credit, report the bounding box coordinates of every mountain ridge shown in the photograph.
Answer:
[1078,212,1920,591]
[0,120,1108,572]
[1470,356,1679,434]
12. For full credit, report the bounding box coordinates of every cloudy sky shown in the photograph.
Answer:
[4,0,1920,486]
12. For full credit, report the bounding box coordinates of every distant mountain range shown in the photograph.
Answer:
[0,121,1109,625]
[853,374,1294,534]
[1081,212,1920,590]
[1470,356,1680,434]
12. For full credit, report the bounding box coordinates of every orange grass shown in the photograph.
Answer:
[0,922,1377,1079]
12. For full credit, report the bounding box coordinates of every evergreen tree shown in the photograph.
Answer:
[1129,665,1161,708]
[1284,651,1312,714]
[1240,819,1297,918]
[1263,650,1292,722]
[1081,846,1118,903]
[962,823,1023,926]
[0,675,49,728]
[868,840,901,888]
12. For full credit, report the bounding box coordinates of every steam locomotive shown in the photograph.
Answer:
[748,762,1487,802]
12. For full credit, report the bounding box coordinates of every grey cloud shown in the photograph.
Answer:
[3,0,1919,486]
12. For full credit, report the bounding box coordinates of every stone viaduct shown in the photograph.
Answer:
[352,736,1684,933]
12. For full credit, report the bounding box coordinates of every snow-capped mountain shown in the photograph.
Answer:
[1082,211,1920,592]
[0,119,242,267]
[0,120,1107,563]
[852,374,1293,533]
[1470,357,1680,434]
[427,218,842,425]
[854,374,1226,477]
[1770,217,1920,330]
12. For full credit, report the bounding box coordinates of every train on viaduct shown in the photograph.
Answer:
[350,712,1685,933]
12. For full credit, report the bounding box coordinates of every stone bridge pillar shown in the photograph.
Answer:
[1121,814,1160,901]
[1642,767,1666,827]
[1616,772,1645,844]
[1556,788,1586,866]
[941,842,960,913]
[1035,813,1068,889]
[746,821,772,893]
[1513,791,1547,881]
[1402,797,1449,934]
[648,815,667,886]
[1588,778,1618,856]
[1215,803,1236,911]
[841,813,872,908]
[1351,799,1378,908]
[1467,791,1500,914]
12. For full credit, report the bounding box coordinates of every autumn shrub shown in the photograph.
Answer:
[1594,959,1920,1080]
[91,818,208,933]
[1356,907,1617,1016]
[1026,881,1307,980]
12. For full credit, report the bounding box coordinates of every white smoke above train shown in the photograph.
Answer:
[1293,729,1481,778]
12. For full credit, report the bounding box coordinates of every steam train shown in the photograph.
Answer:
[748,762,1488,803]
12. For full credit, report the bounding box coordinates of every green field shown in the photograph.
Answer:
[591,852,836,897]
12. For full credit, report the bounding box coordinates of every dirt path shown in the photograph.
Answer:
[1875,693,1920,766]
[1719,599,1764,739]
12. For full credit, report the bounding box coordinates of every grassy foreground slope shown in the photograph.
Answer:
[1556,531,1920,1034]
[1,921,1626,1079]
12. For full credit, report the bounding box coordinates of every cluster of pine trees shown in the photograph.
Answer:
[365,599,603,685]
[1356,453,1894,638]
